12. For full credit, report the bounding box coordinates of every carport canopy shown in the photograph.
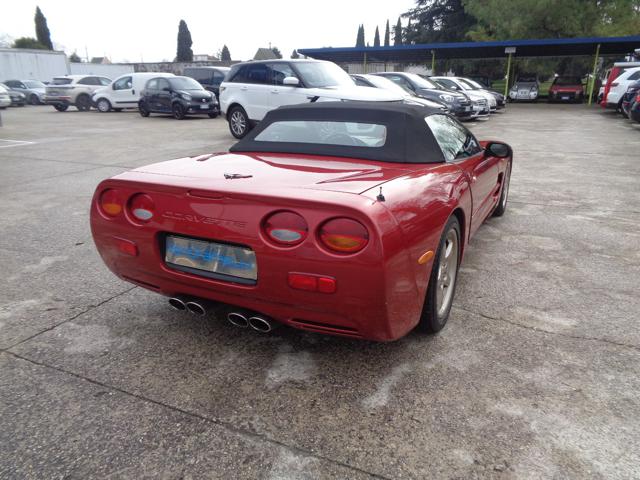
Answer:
[299,35,640,105]
[298,35,640,63]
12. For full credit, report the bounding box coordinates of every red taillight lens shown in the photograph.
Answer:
[636,94,640,102]
[263,211,308,246]
[288,273,336,294]
[99,189,122,216]
[129,193,155,222]
[319,218,369,254]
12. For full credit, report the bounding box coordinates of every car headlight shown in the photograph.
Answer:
[439,94,454,102]
[180,93,192,101]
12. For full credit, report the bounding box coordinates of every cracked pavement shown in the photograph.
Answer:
[1,105,639,479]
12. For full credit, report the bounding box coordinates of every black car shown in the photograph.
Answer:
[629,96,640,123]
[183,66,230,100]
[138,76,219,119]
[372,72,474,120]
[621,80,640,118]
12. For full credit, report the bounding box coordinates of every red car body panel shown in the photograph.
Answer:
[91,145,509,341]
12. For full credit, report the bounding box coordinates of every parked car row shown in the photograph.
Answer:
[216,60,507,139]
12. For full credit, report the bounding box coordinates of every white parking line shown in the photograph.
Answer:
[0,139,35,148]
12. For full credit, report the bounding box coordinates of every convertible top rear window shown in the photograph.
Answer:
[230,102,448,164]
[254,121,387,148]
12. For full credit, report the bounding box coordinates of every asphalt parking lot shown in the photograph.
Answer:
[1,104,639,479]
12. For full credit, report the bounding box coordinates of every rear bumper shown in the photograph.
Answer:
[90,181,424,342]
[45,95,72,105]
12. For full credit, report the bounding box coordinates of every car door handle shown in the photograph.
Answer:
[271,90,279,94]
[240,86,248,91]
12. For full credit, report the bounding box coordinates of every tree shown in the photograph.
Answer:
[220,44,231,62]
[34,7,53,50]
[12,37,47,50]
[355,24,366,47]
[384,19,390,46]
[271,46,283,59]
[176,20,193,62]
[373,26,381,47]
[403,0,475,44]
[69,52,81,62]
[291,49,300,59]
[393,17,403,46]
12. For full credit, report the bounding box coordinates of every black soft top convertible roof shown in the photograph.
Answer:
[229,102,447,164]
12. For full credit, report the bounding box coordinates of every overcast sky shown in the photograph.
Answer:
[3,0,415,62]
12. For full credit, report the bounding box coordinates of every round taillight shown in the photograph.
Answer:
[99,189,122,217]
[263,211,308,246]
[319,218,369,254]
[129,193,155,222]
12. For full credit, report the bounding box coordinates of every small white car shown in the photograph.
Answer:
[0,85,11,109]
[219,60,404,138]
[92,72,174,112]
[605,66,640,108]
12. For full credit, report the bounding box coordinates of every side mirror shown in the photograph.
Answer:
[283,76,300,86]
[485,142,511,158]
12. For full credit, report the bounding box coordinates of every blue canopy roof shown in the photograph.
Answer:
[298,35,640,62]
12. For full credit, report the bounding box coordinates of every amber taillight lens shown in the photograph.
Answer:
[319,218,369,254]
[129,193,155,222]
[99,189,122,216]
[263,211,308,246]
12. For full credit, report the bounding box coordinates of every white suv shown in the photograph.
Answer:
[606,66,640,108]
[219,59,403,138]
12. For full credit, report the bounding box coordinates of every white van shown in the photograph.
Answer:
[92,72,174,112]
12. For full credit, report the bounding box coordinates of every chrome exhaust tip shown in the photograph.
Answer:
[227,312,249,328]
[248,316,274,333]
[185,301,207,316]
[168,297,187,311]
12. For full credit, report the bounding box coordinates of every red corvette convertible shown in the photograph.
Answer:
[91,102,512,341]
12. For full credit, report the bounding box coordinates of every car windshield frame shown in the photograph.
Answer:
[168,77,205,91]
[458,78,482,90]
[404,73,440,90]
[553,77,583,86]
[293,62,355,88]
[51,78,73,85]
[24,80,45,89]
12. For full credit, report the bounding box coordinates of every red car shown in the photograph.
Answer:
[91,103,512,341]
[548,76,584,103]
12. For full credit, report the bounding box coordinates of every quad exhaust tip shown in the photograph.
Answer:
[227,312,249,328]
[185,301,207,316]
[168,297,187,311]
[248,316,274,333]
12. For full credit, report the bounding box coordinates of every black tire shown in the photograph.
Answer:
[228,105,251,138]
[53,103,69,112]
[76,95,91,111]
[139,101,150,117]
[29,94,40,105]
[417,216,461,333]
[493,162,511,217]
[208,111,219,118]
[114,108,123,112]
[96,98,111,112]
[172,103,185,120]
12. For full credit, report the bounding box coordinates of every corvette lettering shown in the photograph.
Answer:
[162,211,246,228]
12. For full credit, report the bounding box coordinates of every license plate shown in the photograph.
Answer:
[48,90,60,95]
[561,96,569,100]
[200,104,209,109]
[165,235,257,282]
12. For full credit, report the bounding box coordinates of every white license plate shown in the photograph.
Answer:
[165,235,257,282]
[561,96,569,100]
[200,104,209,109]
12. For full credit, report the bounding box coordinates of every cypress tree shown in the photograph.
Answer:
[34,7,53,50]
[394,17,403,46]
[374,26,381,47]
[176,20,193,62]
[384,19,390,46]
[221,45,231,62]
[291,50,300,59]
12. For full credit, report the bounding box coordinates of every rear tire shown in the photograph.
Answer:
[493,162,511,217]
[29,94,40,105]
[53,103,69,112]
[228,106,251,138]
[172,103,185,119]
[96,98,111,112]
[76,95,91,111]
[417,216,461,334]
[208,111,219,118]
